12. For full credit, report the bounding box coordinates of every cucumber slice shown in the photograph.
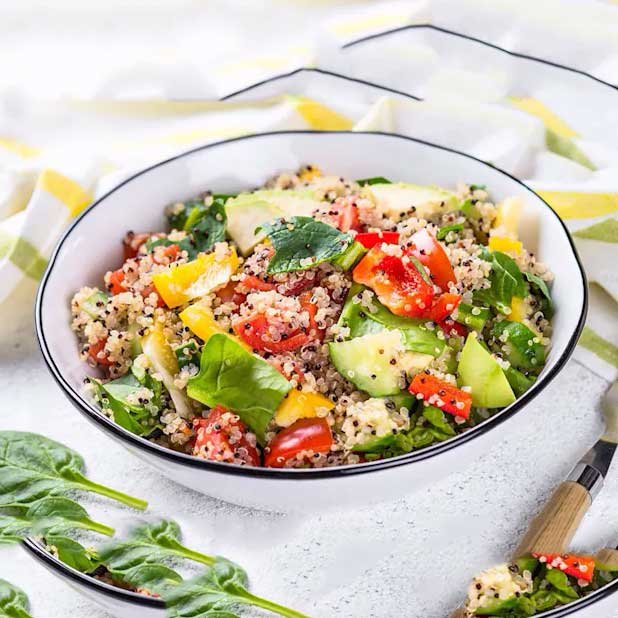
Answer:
[329,330,408,397]
[368,183,458,219]
[457,333,515,408]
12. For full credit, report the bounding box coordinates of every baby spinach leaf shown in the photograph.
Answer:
[422,406,456,437]
[119,563,183,596]
[187,335,291,443]
[0,496,115,540]
[0,579,32,618]
[90,372,161,437]
[474,250,526,314]
[355,176,391,186]
[146,236,197,259]
[0,432,147,510]
[98,520,215,573]
[524,271,553,317]
[45,535,102,573]
[338,285,445,356]
[259,216,353,274]
[165,559,310,618]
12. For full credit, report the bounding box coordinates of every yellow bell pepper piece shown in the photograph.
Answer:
[494,197,522,236]
[508,297,527,323]
[179,302,250,350]
[274,389,334,428]
[488,235,523,256]
[152,247,239,308]
[298,165,321,182]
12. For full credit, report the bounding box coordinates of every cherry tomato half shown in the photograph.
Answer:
[264,418,333,468]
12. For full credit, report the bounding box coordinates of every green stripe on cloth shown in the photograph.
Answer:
[573,218,618,242]
[579,326,618,369]
[0,230,48,279]
[545,129,596,171]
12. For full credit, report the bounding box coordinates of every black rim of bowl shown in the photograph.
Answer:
[35,130,588,480]
[21,536,618,615]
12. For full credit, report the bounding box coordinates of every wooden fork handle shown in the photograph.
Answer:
[513,481,591,558]
[595,548,618,568]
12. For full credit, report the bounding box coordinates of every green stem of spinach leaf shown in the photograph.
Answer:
[76,477,148,511]
[241,591,312,618]
[83,518,115,537]
[173,545,216,567]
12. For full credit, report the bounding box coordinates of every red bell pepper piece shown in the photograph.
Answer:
[409,373,472,419]
[353,246,434,318]
[355,231,400,249]
[408,228,456,291]
[532,553,596,583]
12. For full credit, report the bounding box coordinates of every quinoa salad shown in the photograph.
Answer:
[463,550,618,616]
[70,167,553,469]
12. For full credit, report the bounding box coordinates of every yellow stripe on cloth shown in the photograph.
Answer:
[289,96,353,130]
[0,137,40,158]
[537,191,618,219]
[38,169,93,217]
[508,97,577,137]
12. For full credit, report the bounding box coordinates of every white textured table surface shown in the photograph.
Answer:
[1,279,617,618]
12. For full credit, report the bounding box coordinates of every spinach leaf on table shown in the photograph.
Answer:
[0,496,114,540]
[0,432,147,510]
[0,579,32,618]
[187,335,291,443]
[258,216,353,274]
[97,519,214,571]
[165,558,310,618]
[473,250,527,314]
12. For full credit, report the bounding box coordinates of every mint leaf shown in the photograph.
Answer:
[260,216,353,274]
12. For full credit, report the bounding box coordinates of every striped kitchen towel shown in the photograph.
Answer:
[0,0,616,380]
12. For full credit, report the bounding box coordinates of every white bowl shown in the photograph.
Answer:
[35,131,587,512]
[22,537,618,618]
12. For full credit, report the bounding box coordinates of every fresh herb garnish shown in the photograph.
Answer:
[90,369,162,437]
[524,271,553,316]
[188,196,227,254]
[258,217,353,274]
[355,176,392,186]
[187,334,291,443]
[0,578,33,618]
[0,432,147,510]
[474,250,526,314]
[469,184,487,191]
[436,223,464,241]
